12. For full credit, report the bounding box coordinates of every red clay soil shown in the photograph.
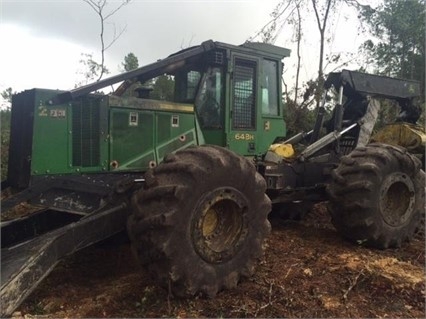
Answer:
[14,204,425,318]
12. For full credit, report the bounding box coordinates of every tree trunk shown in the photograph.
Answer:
[294,1,302,103]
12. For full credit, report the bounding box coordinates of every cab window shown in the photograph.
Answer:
[196,67,223,129]
[261,59,279,116]
[174,69,202,102]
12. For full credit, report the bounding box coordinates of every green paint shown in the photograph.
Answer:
[31,93,109,175]
[157,130,196,161]
[21,40,290,180]
[31,90,71,174]
[109,103,196,171]
[110,109,155,171]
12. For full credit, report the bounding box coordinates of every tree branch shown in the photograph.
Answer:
[104,0,131,20]
[311,0,323,32]
[83,0,132,81]
[104,23,127,51]
[322,0,334,33]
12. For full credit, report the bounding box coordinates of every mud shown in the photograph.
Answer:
[14,204,425,318]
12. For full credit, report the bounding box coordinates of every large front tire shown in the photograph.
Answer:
[328,143,424,249]
[127,145,271,297]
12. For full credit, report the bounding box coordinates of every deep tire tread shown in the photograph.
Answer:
[127,145,271,297]
[328,143,424,249]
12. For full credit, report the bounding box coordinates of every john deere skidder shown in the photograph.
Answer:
[1,40,424,316]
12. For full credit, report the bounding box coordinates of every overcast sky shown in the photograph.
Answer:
[0,0,367,105]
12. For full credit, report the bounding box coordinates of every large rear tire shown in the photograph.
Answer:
[127,145,271,297]
[328,143,425,249]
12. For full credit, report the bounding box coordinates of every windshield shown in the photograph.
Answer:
[117,62,203,104]
[174,69,202,103]
[195,67,223,129]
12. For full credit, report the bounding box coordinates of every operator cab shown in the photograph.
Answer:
[116,41,290,156]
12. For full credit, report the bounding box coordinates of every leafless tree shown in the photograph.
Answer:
[311,0,334,106]
[83,0,132,81]
[293,0,303,104]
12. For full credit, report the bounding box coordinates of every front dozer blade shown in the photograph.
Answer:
[1,203,128,317]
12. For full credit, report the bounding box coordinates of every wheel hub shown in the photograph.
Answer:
[380,172,415,227]
[192,187,249,264]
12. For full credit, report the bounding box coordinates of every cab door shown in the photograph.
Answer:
[227,56,259,156]
[195,66,226,146]
[258,58,286,150]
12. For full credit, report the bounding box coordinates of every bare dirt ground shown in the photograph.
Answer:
[14,204,425,318]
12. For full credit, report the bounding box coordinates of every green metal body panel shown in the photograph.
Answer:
[11,40,290,184]
[30,90,71,175]
[107,95,198,172]
[31,93,110,175]
[202,130,225,146]
[109,107,197,171]
[29,93,198,176]
[110,108,155,171]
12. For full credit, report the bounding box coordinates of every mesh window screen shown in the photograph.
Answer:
[186,71,201,100]
[72,98,101,167]
[233,59,256,129]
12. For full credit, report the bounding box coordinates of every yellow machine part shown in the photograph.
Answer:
[269,143,295,159]
[371,123,426,152]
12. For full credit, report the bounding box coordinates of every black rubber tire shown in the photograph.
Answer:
[127,145,271,297]
[272,201,313,221]
[328,143,425,249]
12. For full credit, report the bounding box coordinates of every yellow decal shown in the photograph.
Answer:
[234,133,255,141]
[38,104,48,117]
[264,120,270,131]
[158,103,193,113]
